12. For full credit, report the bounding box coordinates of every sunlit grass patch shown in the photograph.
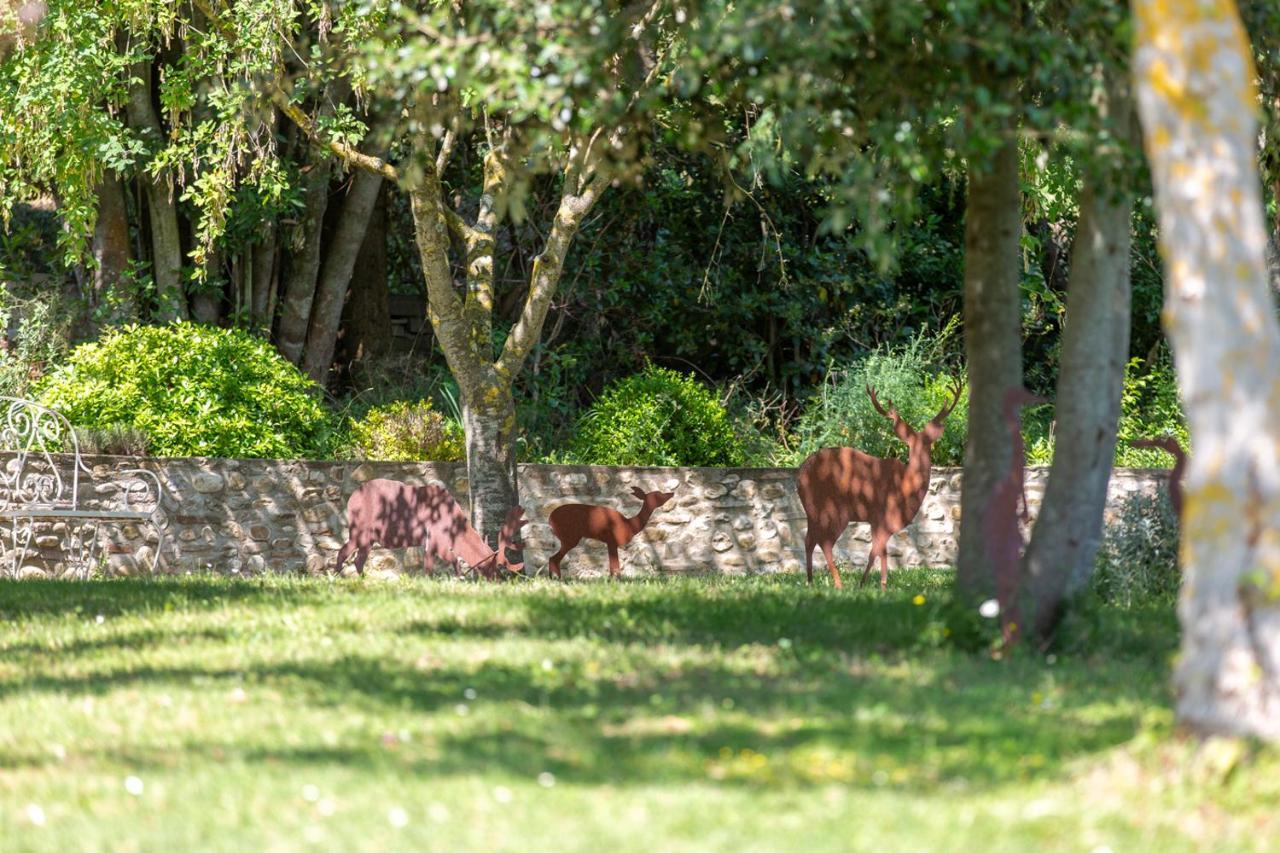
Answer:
[0,571,1273,850]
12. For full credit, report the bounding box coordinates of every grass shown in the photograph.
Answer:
[0,570,1276,851]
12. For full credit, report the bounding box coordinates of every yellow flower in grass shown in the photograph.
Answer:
[912,594,926,606]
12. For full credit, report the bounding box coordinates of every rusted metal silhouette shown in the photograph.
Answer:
[547,486,676,579]
[335,479,525,578]
[982,385,1046,645]
[797,379,963,589]
[1129,436,1186,518]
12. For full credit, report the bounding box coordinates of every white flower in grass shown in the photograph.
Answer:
[302,784,320,802]
[537,772,556,788]
[493,786,513,803]
[124,776,144,796]
[388,807,409,828]
[95,614,104,624]
[25,804,46,826]
[979,599,1000,619]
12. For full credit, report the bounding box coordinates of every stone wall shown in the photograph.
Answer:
[6,455,1174,579]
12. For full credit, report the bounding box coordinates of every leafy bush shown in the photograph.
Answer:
[38,322,335,458]
[789,328,969,466]
[345,399,464,462]
[1114,355,1187,467]
[1026,354,1188,468]
[1091,491,1180,606]
[569,365,745,466]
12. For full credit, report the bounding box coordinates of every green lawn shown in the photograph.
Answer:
[0,571,1276,851]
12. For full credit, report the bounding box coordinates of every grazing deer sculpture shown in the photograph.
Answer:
[797,379,963,589]
[1128,436,1186,518]
[982,385,1046,645]
[335,479,525,579]
[547,486,676,579]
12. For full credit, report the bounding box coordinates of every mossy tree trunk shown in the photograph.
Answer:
[1133,0,1280,740]
[1020,102,1135,642]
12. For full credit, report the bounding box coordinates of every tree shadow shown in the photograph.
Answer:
[0,646,1164,793]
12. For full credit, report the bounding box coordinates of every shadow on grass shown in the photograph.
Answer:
[0,577,335,619]
[0,645,1165,792]
[0,574,1177,793]
[402,581,1179,662]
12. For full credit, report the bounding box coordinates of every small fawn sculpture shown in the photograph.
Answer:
[1129,436,1186,518]
[796,379,962,589]
[335,479,525,578]
[982,385,1045,645]
[547,486,676,579]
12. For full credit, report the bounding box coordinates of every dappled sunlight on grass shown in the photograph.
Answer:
[0,572,1272,850]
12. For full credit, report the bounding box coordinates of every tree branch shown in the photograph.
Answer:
[496,153,609,380]
[269,84,400,183]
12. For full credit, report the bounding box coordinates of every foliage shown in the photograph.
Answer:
[1114,354,1187,468]
[0,283,76,398]
[344,399,464,463]
[37,322,334,458]
[1091,491,1180,608]
[789,326,969,466]
[1024,353,1186,468]
[72,423,151,457]
[568,364,744,466]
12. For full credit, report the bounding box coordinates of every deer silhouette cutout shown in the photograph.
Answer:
[335,479,525,579]
[982,385,1046,645]
[1129,436,1185,518]
[797,379,963,589]
[547,486,676,579]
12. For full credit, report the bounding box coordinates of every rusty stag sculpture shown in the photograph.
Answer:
[547,486,676,579]
[797,379,963,589]
[335,479,525,578]
[1128,436,1186,518]
[982,385,1046,645]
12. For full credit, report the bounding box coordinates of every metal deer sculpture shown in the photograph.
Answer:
[335,479,525,578]
[547,486,676,579]
[982,385,1046,645]
[797,379,963,589]
[1128,436,1186,518]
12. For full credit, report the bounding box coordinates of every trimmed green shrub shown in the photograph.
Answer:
[345,399,464,462]
[38,322,335,458]
[790,331,970,466]
[569,365,745,466]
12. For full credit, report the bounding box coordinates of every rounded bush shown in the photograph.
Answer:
[346,399,464,462]
[570,365,744,466]
[38,322,335,458]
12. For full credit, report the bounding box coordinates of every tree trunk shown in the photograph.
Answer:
[303,165,386,383]
[91,171,134,325]
[1020,154,1134,643]
[125,61,187,323]
[461,376,520,547]
[1133,0,1280,740]
[251,220,277,328]
[955,139,1025,606]
[277,158,332,363]
[343,184,391,363]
